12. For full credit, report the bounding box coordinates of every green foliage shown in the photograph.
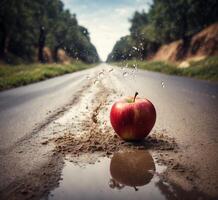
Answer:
[149,0,218,43]
[0,0,99,64]
[107,36,136,61]
[0,62,94,90]
[107,0,218,62]
[129,11,148,40]
[181,57,218,81]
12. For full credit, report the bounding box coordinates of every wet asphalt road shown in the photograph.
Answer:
[0,63,218,197]
[0,64,217,151]
[0,67,95,151]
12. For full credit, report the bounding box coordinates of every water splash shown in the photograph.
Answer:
[161,81,165,88]
[123,72,128,77]
[94,80,99,84]
[108,68,114,73]
[98,71,104,78]
[133,64,138,71]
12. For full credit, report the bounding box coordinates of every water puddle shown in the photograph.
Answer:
[47,150,171,200]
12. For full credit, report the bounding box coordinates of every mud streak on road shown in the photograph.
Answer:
[0,68,215,200]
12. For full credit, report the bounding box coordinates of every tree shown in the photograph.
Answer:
[149,0,218,43]
[129,11,148,40]
[107,36,135,62]
[0,0,36,60]
[107,0,218,62]
[0,0,99,64]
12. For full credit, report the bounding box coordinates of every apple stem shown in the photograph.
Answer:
[133,92,138,102]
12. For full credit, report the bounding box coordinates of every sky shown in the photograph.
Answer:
[62,0,152,61]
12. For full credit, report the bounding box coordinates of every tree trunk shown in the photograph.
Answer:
[176,10,190,60]
[4,35,10,54]
[38,26,46,63]
[0,34,6,59]
[53,46,60,63]
[0,27,9,59]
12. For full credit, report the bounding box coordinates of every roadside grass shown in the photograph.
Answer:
[112,56,218,81]
[0,61,95,91]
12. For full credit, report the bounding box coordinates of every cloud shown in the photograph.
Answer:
[115,8,130,16]
[62,0,151,61]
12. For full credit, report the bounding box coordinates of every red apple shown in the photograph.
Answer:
[110,92,156,141]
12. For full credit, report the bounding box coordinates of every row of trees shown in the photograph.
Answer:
[0,0,99,64]
[107,0,218,62]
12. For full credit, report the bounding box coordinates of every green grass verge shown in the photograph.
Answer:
[112,56,218,81]
[0,61,95,91]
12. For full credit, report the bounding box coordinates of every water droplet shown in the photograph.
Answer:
[133,64,138,70]
[98,71,104,78]
[161,81,165,88]
[108,68,114,72]
[123,72,128,77]
[94,80,99,84]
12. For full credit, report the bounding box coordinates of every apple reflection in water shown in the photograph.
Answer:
[109,150,155,191]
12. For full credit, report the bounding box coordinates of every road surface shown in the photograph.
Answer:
[0,64,218,199]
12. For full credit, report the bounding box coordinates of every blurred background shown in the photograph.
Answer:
[0,0,218,90]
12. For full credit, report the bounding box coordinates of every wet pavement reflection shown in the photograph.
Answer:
[47,150,169,200]
[109,150,155,191]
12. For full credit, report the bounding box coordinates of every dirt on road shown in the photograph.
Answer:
[0,65,217,200]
